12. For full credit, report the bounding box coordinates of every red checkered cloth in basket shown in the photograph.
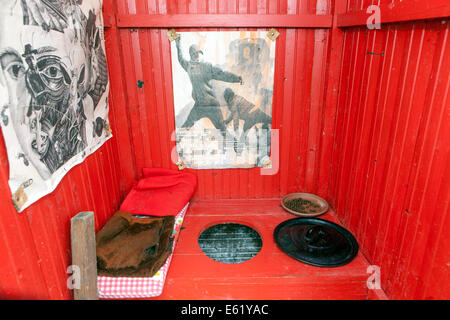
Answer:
[97,203,189,299]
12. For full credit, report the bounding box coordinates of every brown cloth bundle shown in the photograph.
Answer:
[96,211,175,277]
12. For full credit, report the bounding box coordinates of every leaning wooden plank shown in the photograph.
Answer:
[70,211,98,300]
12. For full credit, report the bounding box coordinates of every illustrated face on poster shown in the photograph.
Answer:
[0,0,110,212]
[171,31,276,169]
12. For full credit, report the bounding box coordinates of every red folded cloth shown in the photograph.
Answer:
[120,168,197,216]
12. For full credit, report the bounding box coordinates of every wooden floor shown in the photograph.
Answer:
[153,199,376,300]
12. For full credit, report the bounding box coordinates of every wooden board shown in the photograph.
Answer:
[70,211,98,300]
[151,199,374,300]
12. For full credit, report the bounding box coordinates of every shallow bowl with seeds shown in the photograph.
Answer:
[281,193,329,217]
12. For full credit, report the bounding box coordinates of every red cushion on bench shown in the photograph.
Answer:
[120,168,197,216]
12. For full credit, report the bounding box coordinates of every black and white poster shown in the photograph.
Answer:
[171,31,275,169]
[0,0,110,212]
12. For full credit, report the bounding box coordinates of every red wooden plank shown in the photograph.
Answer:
[348,23,409,285]
[93,149,114,222]
[119,30,149,179]
[159,29,179,170]
[415,161,450,299]
[305,28,329,193]
[304,0,330,194]
[278,29,296,196]
[133,1,160,170]
[116,13,333,28]
[286,29,305,194]
[0,153,49,299]
[156,276,368,299]
[328,17,450,300]
[355,27,390,254]
[327,30,352,210]
[334,28,366,223]
[317,0,346,198]
[373,24,427,290]
[296,30,316,194]
[102,12,115,28]
[338,27,369,229]
[411,27,449,300]
[360,25,403,259]
[337,0,450,27]
[143,29,164,168]
[24,204,66,299]
[331,29,355,213]
[389,21,449,299]
[344,28,376,234]
[103,22,138,193]
[150,199,370,300]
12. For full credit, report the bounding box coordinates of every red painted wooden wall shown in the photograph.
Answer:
[0,0,448,300]
[0,110,122,298]
[106,0,338,200]
[0,1,126,300]
[330,1,450,299]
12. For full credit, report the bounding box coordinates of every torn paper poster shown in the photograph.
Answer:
[0,0,110,212]
[170,31,276,169]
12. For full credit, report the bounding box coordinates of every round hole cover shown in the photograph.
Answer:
[273,218,359,267]
[198,223,262,264]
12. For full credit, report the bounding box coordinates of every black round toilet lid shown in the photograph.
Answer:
[273,218,359,267]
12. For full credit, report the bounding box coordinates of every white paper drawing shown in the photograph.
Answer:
[0,0,110,211]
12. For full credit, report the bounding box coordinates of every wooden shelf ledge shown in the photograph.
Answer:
[337,0,450,28]
[114,14,333,29]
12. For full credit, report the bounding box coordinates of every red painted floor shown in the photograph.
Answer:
[152,199,378,300]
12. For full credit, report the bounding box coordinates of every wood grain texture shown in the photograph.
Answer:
[329,17,450,299]
[151,199,372,300]
[110,0,335,200]
[338,0,450,27]
[116,13,333,28]
[71,212,98,300]
[1,0,448,300]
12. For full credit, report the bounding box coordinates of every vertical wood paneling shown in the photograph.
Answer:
[0,2,125,300]
[0,140,122,299]
[114,0,333,200]
[329,18,450,299]
[317,0,347,198]
[1,0,448,301]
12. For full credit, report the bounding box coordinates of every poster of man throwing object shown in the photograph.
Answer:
[170,31,276,169]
